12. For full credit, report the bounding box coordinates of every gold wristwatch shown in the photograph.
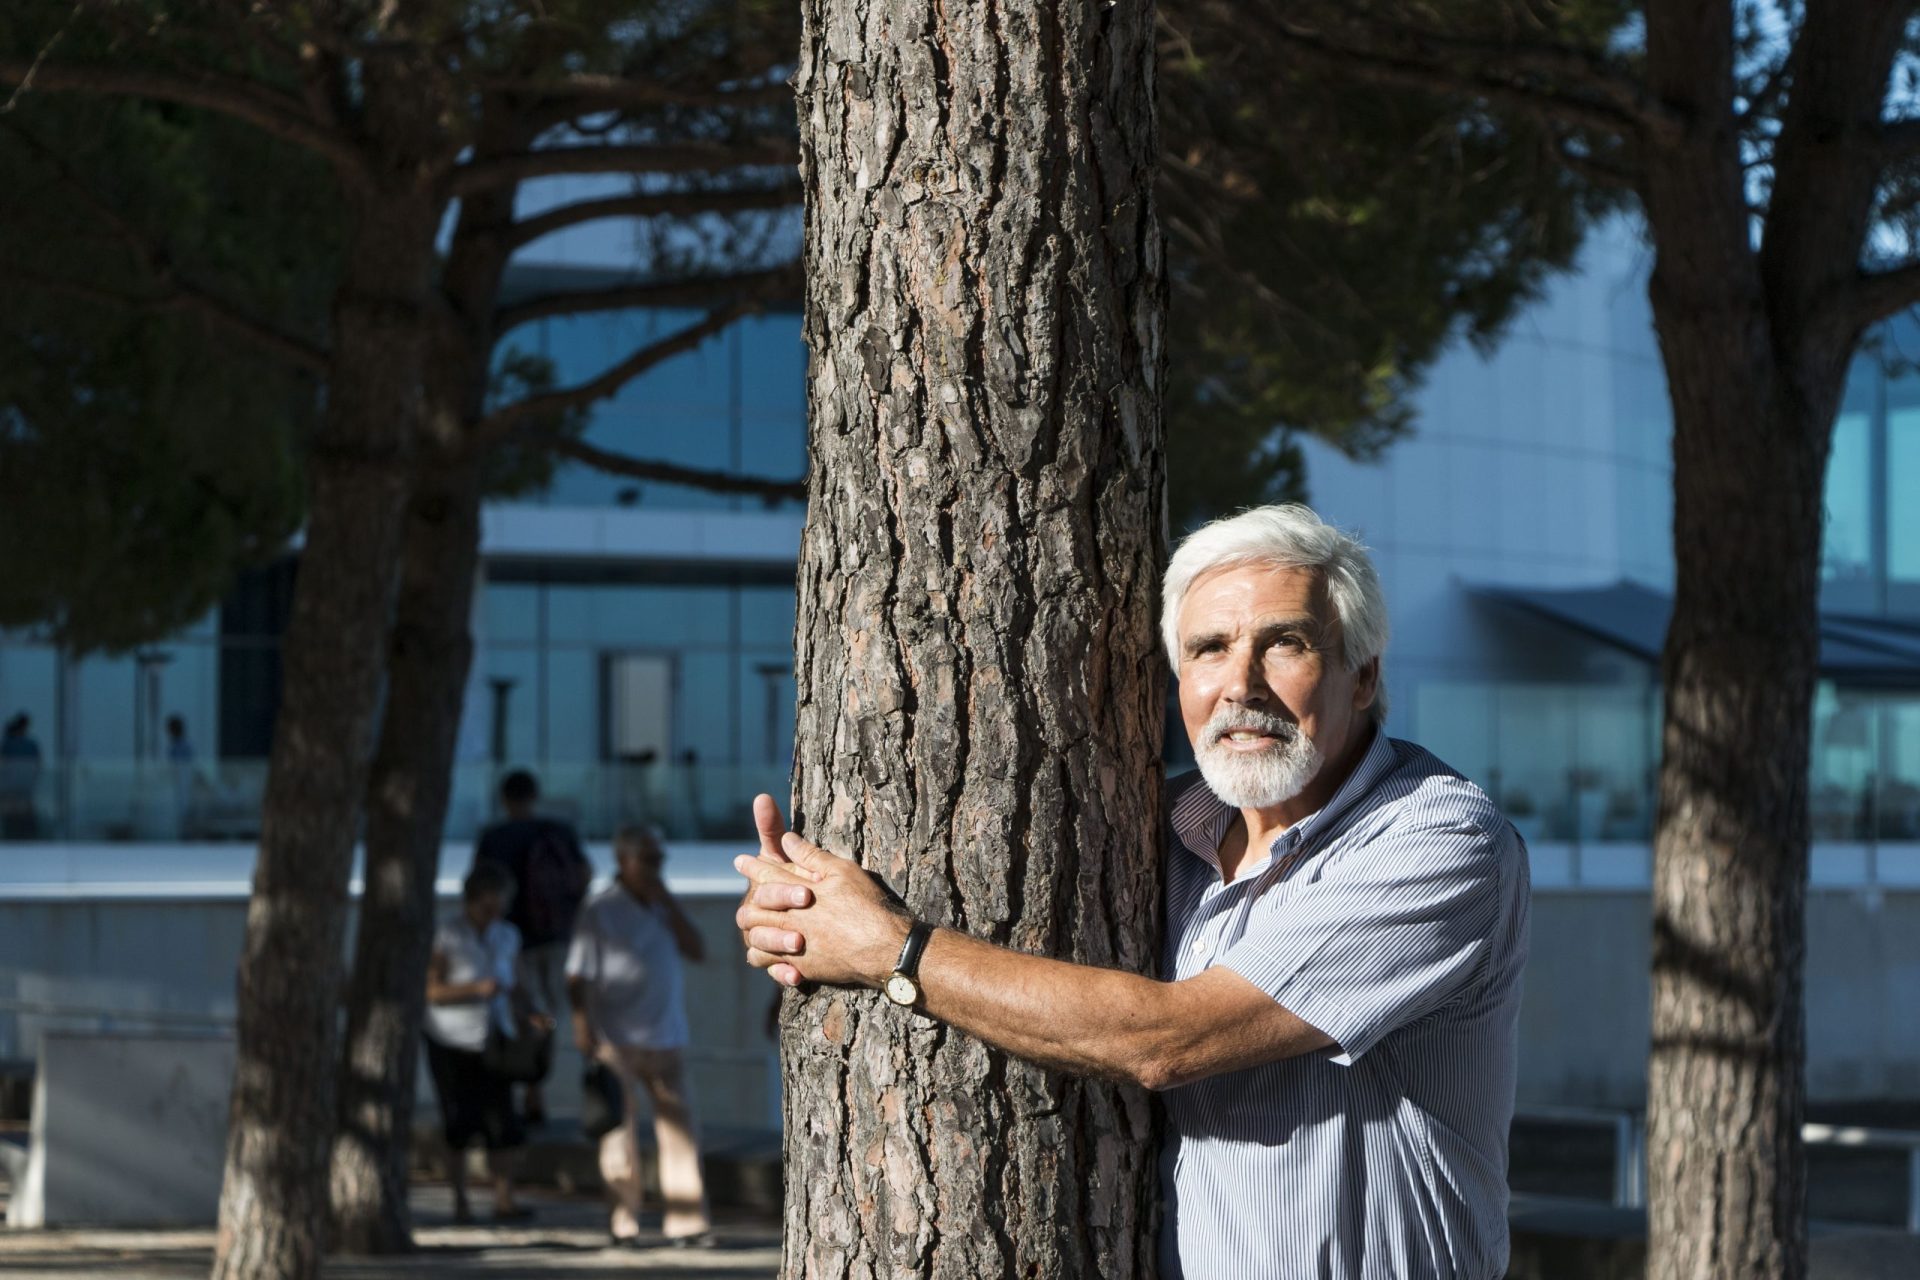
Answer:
[883,920,933,1006]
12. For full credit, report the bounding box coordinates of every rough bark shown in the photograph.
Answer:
[210,186,437,1280]
[325,454,484,1254]
[1639,7,1905,1279]
[782,2,1167,1277]
[326,133,519,1253]
[1644,284,1823,1280]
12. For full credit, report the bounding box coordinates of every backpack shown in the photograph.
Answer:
[521,822,588,943]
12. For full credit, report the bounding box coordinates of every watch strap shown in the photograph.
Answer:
[893,920,933,981]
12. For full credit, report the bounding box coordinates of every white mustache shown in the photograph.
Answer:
[1205,711,1298,746]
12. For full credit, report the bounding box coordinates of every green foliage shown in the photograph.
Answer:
[0,313,305,652]
[0,16,334,654]
[1158,1,1623,529]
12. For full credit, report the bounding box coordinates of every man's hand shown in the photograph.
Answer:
[572,1011,596,1057]
[734,807,911,989]
[738,794,817,987]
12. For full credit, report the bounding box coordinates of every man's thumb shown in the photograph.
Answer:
[780,830,832,869]
[752,793,789,862]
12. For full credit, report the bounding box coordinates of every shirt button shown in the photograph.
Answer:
[1190,939,1206,956]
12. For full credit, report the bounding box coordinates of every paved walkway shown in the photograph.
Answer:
[0,1186,779,1279]
[7,1185,1920,1278]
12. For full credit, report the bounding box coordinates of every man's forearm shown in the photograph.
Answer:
[895,928,1193,1090]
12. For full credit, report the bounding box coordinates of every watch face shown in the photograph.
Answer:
[884,974,919,1006]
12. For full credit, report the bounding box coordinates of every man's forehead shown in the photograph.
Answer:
[1178,563,1331,629]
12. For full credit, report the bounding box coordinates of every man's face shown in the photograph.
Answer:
[466,888,507,928]
[617,838,665,894]
[1175,563,1378,812]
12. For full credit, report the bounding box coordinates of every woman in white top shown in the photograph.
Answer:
[424,860,532,1223]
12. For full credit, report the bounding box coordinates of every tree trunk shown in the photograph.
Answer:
[327,146,519,1252]
[327,454,483,1254]
[211,191,438,1280]
[1638,111,1819,1280]
[782,2,1167,1277]
[1645,309,1828,1280]
[1636,7,1900,1276]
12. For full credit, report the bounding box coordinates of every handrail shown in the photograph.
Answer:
[0,998,770,1067]
[1516,1104,1920,1232]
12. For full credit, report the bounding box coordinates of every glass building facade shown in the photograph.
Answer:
[4,229,1918,861]
[1300,220,1920,876]
[0,282,809,844]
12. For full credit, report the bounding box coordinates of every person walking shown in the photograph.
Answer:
[164,714,197,838]
[0,713,43,840]
[424,861,536,1224]
[472,768,592,1124]
[567,825,713,1247]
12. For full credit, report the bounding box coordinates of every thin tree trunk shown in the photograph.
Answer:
[781,2,1167,1276]
[327,143,519,1251]
[211,192,437,1280]
[327,454,483,1254]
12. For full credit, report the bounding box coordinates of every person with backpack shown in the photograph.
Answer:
[472,769,593,1125]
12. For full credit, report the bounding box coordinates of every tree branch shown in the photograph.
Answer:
[0,58,360,173]
[451,138,798,195]
[4,264,329,374]
[1880,118,1920,163]
[538,434,806,502]
[477,303,759,443]
[0,119,329,373]
[1841,261,1920,329]
[497,264,799,334]
[506,182,802,250]
[482,73,793,114]
[1553,133,1639,190]
[1268,21,1680,145]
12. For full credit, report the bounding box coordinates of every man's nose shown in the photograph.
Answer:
[1220,646,1273,705]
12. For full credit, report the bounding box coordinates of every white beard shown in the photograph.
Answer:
[1194,709,1325,809]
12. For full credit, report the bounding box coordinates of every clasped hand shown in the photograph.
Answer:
[734,794,910,989]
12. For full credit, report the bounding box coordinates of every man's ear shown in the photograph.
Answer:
[1353,656,1381,714]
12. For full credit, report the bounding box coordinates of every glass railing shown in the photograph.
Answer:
[0,758,793,845]
[1415,679,1920,846]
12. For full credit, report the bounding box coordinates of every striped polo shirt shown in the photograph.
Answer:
[1159,729,1530,1279]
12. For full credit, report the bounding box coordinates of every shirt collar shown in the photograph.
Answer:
[1171,726,1396,877]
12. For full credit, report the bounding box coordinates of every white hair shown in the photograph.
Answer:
[1162,504,1390,723]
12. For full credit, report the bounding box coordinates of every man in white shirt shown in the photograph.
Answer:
[567,825,712,1246]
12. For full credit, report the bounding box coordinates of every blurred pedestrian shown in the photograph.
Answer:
[0,712,42,840]
[424,861,535,1224]
[568,824,712,1247]
[165,714,197,837]
[473,768,591,1125]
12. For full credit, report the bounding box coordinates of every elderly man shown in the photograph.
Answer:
[736,504,1530,1279]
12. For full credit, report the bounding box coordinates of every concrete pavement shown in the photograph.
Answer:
[0,1186,779,1279]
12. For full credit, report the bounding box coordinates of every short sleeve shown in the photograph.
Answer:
[565,907,598,982]
[1216,819,1510,1065]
